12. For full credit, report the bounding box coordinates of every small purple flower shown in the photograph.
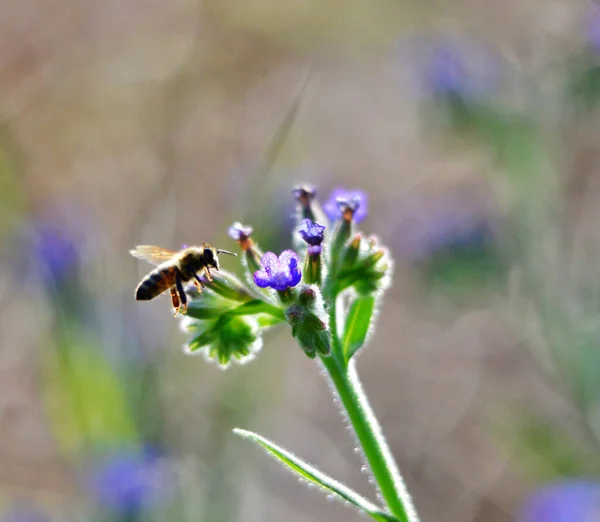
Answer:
[518,481,600,522]
[228,222,254,242]
[86,446,171,514]
[424,45,470,96]
[292,184,317,205]
[31,223,80,287]
[298,219,325,246]
[587,6,600,52]
[323,189,368,224]
[253,250,302,291]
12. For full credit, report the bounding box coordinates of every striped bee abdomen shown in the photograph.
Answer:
[135,266,178,301]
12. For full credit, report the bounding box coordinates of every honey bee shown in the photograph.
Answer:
[130,244,236,316]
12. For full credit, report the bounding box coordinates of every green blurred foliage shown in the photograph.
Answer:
[42,331,138,456]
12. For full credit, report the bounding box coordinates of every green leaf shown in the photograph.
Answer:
[496,410,600,480]
[187,327,219,351]
[227,299,286,321]
[185,300,233,320]
[342,295,375,362]
[42,336,138,455]
[234,428,398,521]
[256,314,285,329]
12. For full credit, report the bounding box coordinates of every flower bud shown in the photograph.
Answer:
[290,312,331,358]
[297,219,326,286]
[339,233,362,272]
[298,285,316,307]
[337,236,392,296]
[228,221,265,281]
[292,184,329,226]
[285,285,330,358]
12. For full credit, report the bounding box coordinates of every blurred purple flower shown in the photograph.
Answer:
[298,219,325,246]
[392,190,496,262]
[408,36,499,100]
[3,504,47,522]
[292,184,317,204]
[424,45,470,96]
[323,189,368,223]
[587,6,600,51]
[518,481,600,522]
[228,222,254,242]
[87,446,172,514]
[254,250,301,291]
[31,223,80,288]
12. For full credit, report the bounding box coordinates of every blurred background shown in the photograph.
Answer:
[3,0,600,520]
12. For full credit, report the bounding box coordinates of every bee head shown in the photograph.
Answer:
[203,246,219,269]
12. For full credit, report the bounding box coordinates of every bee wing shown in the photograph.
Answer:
[130,245,177,266]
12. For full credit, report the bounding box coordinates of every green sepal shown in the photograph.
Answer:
[227,299,286,322]
[302,251,322,286]
[233,429,399,522]
[329,219,353,275]
[243,245,263,275]
[286,302,331,358]
[339,233,361,271]
[257,314,284,329]
[276,287,297,304]
[342,295,376,362]
[185,296,233,320]
[185,315,261,367]
[292,323,331,358]
[187,327,219,351]
[286,285,331,357]
[337,244,392,296]
[205,271,254,303]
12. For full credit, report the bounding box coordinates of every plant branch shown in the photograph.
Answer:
[320,298,419,522]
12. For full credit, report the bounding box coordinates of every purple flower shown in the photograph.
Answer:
[409,36,499,100]
[31,223,80,287]
[298,219,325,246]
[86,446,172,514]
[518,481,600,522]
[292,184,317,205]
[390,189,496,261]
[424,45,470,96]
[253,250,302,291]
[323,189,368,223]
[228,222,254,242]
[587,6,600,51]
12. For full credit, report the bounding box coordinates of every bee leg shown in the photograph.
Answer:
[170,287,180,317]
[176,274,188,314]
[205,267,213,282]
[193,274,205,291]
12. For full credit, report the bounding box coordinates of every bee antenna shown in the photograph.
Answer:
[217,249,237,256]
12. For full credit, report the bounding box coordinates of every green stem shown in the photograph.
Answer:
[321,299,418,522]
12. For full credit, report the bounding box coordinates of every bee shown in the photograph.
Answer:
[130,244,236,316]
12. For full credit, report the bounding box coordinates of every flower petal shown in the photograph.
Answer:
[288,265,302,287]
[278,249,299,270]
[228,222,253,241]
[270,272,292,291]
[259,252,279,277]
[253,270,272,288]
[323,189,367,223]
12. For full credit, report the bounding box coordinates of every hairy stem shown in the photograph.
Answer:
[321,299,418,522]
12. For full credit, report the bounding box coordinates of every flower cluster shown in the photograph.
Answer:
[518,480,600,522]
[179,185,392,366]
[85,445,173,515]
